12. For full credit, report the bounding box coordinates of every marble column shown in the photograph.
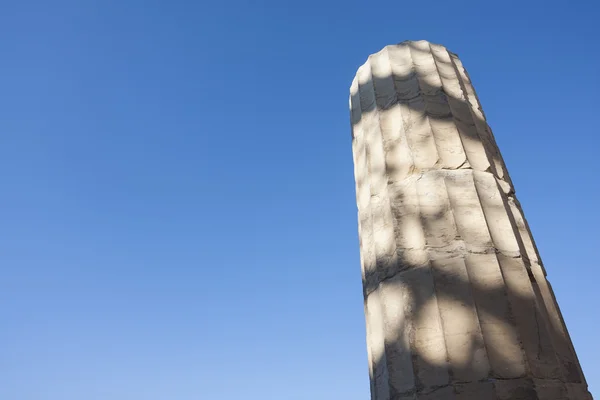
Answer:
[349,40,592,400]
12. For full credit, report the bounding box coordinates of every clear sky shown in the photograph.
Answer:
[1,1,599,399]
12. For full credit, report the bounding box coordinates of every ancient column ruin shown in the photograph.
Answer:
[349,40,592,400]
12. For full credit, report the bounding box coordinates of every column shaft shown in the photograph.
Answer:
[350,40,591,400]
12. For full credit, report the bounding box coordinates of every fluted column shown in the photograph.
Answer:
[350,40,591,400]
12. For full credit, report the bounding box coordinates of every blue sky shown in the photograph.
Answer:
[1,1,598,399]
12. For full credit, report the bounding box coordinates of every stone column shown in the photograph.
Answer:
[350,40,592,400]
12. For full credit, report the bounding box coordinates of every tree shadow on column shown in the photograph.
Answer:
[350,41,592,400]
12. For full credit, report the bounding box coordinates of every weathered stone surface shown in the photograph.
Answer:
[455,381,496,400]
[495,378,539,400]
[350,40,591,399]
[534,379,569,400]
